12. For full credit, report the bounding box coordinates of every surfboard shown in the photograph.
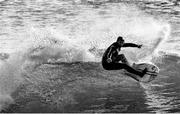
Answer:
[124,63,159,83]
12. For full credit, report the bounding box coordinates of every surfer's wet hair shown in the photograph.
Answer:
[117,36,124,42]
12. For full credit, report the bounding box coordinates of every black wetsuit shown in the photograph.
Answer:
[102,42,144,77]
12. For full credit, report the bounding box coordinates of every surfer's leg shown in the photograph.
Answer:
[102,62,146,77]
[121,64,145,77]
[103,63,143,76]
[115,54,130,65]
[102,62,123,70]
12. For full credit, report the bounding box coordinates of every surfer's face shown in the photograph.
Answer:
[118,39,124,46]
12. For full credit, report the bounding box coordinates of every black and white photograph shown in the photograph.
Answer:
[0,0,180,113]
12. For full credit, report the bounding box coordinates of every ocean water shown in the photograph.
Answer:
[0,0,180,113]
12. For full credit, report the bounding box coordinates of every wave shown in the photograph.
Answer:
[1,53,179,112]
[0,40,179,112]
[0,1,174,111]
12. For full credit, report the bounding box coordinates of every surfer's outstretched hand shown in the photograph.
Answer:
[137,44,142,48]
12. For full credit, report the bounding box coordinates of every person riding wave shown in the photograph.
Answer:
[102,36,147,77]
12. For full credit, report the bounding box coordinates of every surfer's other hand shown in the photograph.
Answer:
[137,44,142,48]
[107,58,112,63]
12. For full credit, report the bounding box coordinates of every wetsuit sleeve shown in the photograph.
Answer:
[122,43,139,47]
[106,45,115,59]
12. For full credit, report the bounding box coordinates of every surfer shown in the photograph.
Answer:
[102,36,147,77]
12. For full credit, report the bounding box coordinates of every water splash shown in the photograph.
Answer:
[137,24,171,63]
[0,53,26,110]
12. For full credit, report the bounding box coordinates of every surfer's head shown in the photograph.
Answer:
[117,36,124,46]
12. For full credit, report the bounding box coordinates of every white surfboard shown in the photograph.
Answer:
[124,63,159,83]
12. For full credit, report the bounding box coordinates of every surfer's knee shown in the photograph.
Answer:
[120,54,128,64]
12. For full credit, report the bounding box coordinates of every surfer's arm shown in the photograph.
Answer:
[106,45,117,60]
[123,43,141,48]
[106,45,115,59]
